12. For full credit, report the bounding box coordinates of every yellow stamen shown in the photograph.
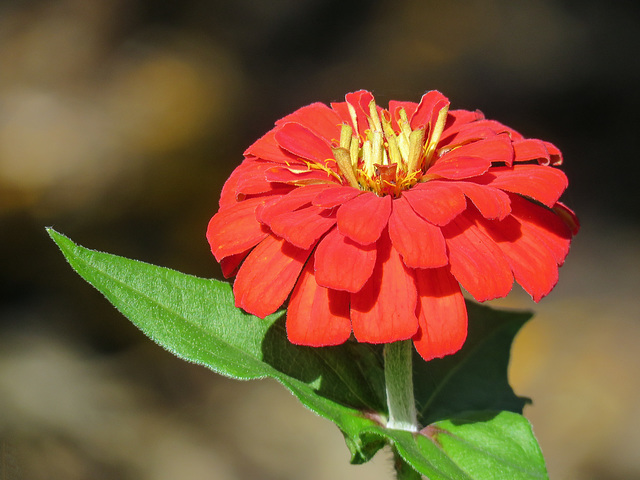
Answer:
[331,98,449,197]
[347,103,359,139]
[349,135,359,168]
[371,130,384,166]
[406,129,426,174]
[339,124,353,150]
[368,100,383,132]
[423,104,449,168]
[381,113,402,167]
[332,147,359,188]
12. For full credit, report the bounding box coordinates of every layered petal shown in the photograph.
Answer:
[331,90,375,138]
[388,196,448,268]
[543,141,563,165]
[412,267,467,361]
[235,160,285,196]
[508,194,572,265]
[264,165,337,186]
[442,212,513,301]
[268,205,336,250]
[313,185,362,207]
[337,192,392,244]
[410,90,449,129]
[474,212,559,302]
[208,89,576,362]
[219,159,293,210]
[553,201,580,236]
[287,256,351,346]
[426,155,491,180]
[207,196,270,261]
[455,181,511,220]
[388,100,418,132]
[244,130,303,164]
[512,139,552,165]
[403,181,466,226]
[478,165,568,207]
[275,122,336,164]
[350,231,419,343]
[314,227,377,293]
[256,184,331,225]
[434,134,514,171]
[275,102,342,143]
[233,236,311,318]
[219,250,250,279]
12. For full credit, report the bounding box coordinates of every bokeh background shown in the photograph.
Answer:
[1,0,639,478]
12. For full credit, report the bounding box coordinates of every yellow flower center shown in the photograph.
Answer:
[332,99,448,197]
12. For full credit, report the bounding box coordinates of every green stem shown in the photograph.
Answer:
[385,341,421,478]
[384,340,418,431]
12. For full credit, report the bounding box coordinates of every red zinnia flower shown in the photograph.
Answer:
[207,90,578,361]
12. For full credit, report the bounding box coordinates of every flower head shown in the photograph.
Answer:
[207,90,578,361]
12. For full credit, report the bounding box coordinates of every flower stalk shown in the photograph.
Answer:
[384,340,418,432]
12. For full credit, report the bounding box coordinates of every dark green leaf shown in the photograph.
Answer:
[414,301,531,425]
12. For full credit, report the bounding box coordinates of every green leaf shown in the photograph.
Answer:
[414,302,532,426]
[48,229,548,478]
[390,411,548,480]
[47,228,387,462]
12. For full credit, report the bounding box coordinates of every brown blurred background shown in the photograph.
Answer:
[1,1,639,478]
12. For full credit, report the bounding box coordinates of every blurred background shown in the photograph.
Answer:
[1,0,638,478]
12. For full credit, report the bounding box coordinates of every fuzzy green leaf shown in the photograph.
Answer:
[48,228,547,478]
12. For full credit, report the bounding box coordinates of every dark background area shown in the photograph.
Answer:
[1,1,639,479]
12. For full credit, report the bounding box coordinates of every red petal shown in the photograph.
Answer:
[275,102,342,144]
[274,122,335,164]
[445,109,485,128]
[544,141,563,165]
[427,155,491,180]
[328,101,352,126]
[388,100,418,132]
[286,256,351,346]
[439,124,494,149]
[233,236,311,318]
[436,135,514,170]
[442,212,513,301]
[412,267,467,361]
[269,205,336,250]
[244,130,303,164]
[330,90,374,138]
[220,159,293,210]
[508,194,572,265]
[337,192,392,244]
[207,197,270,261]
[388,196,448,268]
[219,250,250,278]
[553,201,580,235]
[350,232,419,343]
[219,162,247,210]
[264,165,337,185]
[410,91,450,129]
[313,185,363,208]
[256,184,330,225]
[479,119,524,140]
[235,160,283,196]
[480,165,568,207]
[513,139,551,165]
[455,181,511,220]
[403,181,466,226]
[314,227,377,293]
[475,213,559,302]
